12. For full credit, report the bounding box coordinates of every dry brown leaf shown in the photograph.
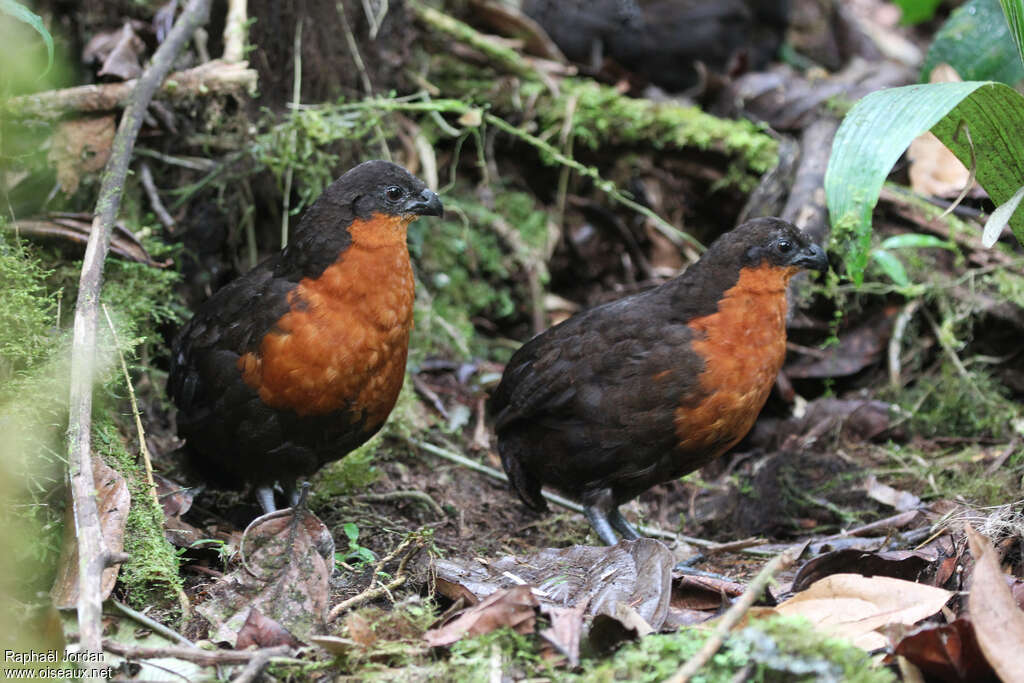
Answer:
[965,525,1024,683]
[864,475,921,512]
[48,116,116,195]
[346,612,377,648]
[196,509,332,646]
[50,459,130,609]
[894,618,997,683]
[424,585,538,647]
[776,573,953,650]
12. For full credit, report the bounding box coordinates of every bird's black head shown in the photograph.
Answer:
[342,160,444,220]
[732,217,828,273]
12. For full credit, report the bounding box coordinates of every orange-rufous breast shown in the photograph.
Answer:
[674,263,799,455]
[237,214,416,425]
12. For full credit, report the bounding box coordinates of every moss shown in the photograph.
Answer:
[532,79,779,180]
[95,416,183,609]
[900,362,1019,439]
[409,189,549,359]
[446,628,547,683]
[576,615,895,683]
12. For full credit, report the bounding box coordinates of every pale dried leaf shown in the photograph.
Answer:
[776,574,953,650]
[196,510,331,646]
[51,459,130,608]
[865,475,921,512]
[965,525,1024,682]
[424,585,538,647]
[47,116,115,196]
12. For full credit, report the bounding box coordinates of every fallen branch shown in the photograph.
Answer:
[103,640,289,667]
[4,59,254,119]
[328,533,425,621]
[665,548,798,683]
[222,0,248,63]
[230,645,290,683]
[65,0,212,658]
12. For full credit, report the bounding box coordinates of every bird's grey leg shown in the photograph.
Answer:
[609,508,642,540]
[582,489,622,545]
[255,486,277,515]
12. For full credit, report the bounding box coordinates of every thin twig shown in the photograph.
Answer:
[354,490,444,518]
[101,305,160,510]
[335,2,392,160]
[665,548,798,683]
[410,439,723,549]
[230,645,290,683]
[888,300,920,390]
[221,0,248,63]
[111,600,196,648]
[65,0,211,657]
[103,640,288,667]
[328,533,424,621]
[138,162,175,231]
[280,18,303,249]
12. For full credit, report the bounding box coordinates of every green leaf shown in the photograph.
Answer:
[825,81,1024,283]
[878,234,956,250]
[343,522,359,543]
[999,0,1024,67]
[921,0,1024,84]
[982,183,1024,246]
[870,250,910,287]
[0,0,53,75]
[893,0,944,24]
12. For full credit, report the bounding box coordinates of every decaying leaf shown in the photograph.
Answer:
[196,509,332,646]
[786,311,894,379]
[864,475,921,512]
[776,573,953,650]
[424,585,538,647]
[51,458,130,609]
[965,525,1024,683]
[47,116,116,196]
[434,539,674,631]
[9,213,172,268]
[894,618,997,683]
[792,549,936,593]
[82,21,147,80]
[539,603,585,667]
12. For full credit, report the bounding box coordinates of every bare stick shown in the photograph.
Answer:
[138,162,176,231]
[222,0,248,63]
[665,548,798,683]
[5,60,254,119]
[103,640,289,666]
[409,439,721,549]
[66,0,211,657]
[280,18,303,249]
[230,645,290,683]
[327,533,423,620]
[111,599,196,648]
[101,305,160,509]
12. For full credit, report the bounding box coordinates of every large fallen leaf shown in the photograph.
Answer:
[776,574,953,650]
[424,585,538,647]
[434,538,674,631]
[51,459,130,608]
[196,509,332,647]
[965,525,1024,682]
[792,549,936,593]
[894,618,997,683]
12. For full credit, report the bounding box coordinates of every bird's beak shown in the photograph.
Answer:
[404,188,444,218]
[792,243,829,272]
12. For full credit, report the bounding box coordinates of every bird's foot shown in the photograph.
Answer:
[255,486,277,515]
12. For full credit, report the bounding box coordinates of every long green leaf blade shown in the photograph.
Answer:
[824,81,986,284]
[999,0,1024,67]
[0,0,53,75]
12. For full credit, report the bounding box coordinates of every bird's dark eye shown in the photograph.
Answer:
[776,239,793,254]
[385,186,404,201]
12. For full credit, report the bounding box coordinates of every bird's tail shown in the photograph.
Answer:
[498,440,549,512]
